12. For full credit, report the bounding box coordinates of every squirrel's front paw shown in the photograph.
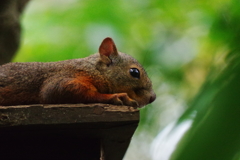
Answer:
[111,93,139,107]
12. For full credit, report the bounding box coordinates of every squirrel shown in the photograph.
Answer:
[0,37,156,107]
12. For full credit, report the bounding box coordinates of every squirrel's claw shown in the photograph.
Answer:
[130,100,139,108]
[111,93,139,107]
[110,94,123,106]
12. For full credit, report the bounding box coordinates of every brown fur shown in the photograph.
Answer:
[0,37,156,107]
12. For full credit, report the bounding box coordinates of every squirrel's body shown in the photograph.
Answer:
[0,38,156,107]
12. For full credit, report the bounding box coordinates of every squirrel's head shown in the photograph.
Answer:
[97,37,156,107]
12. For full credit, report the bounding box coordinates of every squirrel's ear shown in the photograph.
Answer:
[99,37,118,64]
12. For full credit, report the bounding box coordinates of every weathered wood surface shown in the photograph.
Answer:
[0,104,139,160]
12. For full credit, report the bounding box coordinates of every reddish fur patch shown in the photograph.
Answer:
[0,87,39,105]
[68,77,97,95]
[63,75,117,104]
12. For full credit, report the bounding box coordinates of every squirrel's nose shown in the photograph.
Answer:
[149,92,156,103]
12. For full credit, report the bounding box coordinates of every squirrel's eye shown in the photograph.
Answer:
[129,68,140,79]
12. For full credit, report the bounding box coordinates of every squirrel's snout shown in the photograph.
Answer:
[149,92,156,104]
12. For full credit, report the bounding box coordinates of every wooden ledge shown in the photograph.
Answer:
[0,103,139,127]
[0,104,140,160]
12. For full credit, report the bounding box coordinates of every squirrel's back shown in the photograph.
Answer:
[0,53,99,87]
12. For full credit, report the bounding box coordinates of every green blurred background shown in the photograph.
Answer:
[14,0,240,159]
